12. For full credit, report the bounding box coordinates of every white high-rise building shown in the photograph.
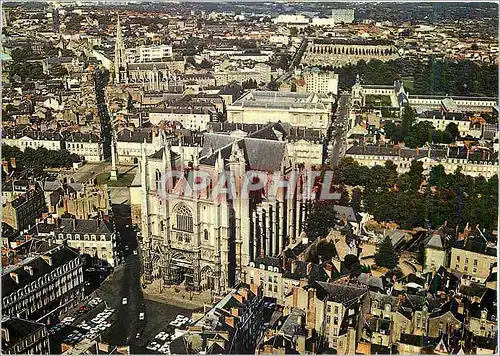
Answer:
[304,68,339,95]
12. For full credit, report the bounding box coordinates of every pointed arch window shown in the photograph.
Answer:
[175,205,193,233]
[155,169,162,191]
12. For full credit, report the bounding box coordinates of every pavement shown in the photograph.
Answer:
[143,279,213,310]
[330,92,351,166]
[56,161,111,184]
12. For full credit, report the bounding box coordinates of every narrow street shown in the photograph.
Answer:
[330,92,351,166]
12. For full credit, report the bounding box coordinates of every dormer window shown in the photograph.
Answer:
[91,234,96,240]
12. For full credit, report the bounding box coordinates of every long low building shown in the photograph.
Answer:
[345,145,498,179]
[226,91,333,133]
[409,95,497,114]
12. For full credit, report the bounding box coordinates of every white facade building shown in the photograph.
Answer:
[226,91,333,133]
[2,135,63,152]
[273,14,310,25]
[126,44,173,63]
[65,134,103,162]
[345,145,498,179]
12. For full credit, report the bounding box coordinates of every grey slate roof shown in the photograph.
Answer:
[333,205,359,223]
[280,308,306,337]
[199,136,287,172]
[2,241,79,297]
[312,281,367,305]
[1,317,45,350]
[200,133,238,157]
[58,218,113,234]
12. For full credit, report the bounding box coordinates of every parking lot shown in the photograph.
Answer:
[142,313,193,354]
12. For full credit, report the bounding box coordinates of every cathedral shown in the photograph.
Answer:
[137,124,316,294]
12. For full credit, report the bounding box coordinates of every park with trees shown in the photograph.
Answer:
[304,157,498,236]
[2,145,81,176]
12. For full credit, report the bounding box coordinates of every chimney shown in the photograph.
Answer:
[234,294,243,304]
[24,266,34,275]
[41,255,53,266]
[1,328,10,343]
[10,272,19,284]
[225,316,235,328]
[263,345,273,354]
[231,307,240,317]
[291,261,297,274]
[307,262,312,275]
[250,283,258,296]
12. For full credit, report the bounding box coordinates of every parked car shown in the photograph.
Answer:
[139,312,145,320]
[122,298,128,305]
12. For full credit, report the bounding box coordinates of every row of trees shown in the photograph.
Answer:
[2,145,81,175]
[327,58,498,97]
[242,79,259,89]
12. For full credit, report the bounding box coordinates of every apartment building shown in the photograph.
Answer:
[1,317,50,354]
[64,132,103,163]
[2,240,84,323]
[2,182,46,232]
[345,145,499,179]
[450,232,497,282]
[24,217,118,267]
[284,281,370,353]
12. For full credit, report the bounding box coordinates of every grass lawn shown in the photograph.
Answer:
[401,76,414,91]
[365,95,392,107]
[95,172,135,187]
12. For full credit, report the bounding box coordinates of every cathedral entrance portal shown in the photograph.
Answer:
[200,266,215,291]
[170,254,195,286]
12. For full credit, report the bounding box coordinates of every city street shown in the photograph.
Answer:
[330,92,351,166]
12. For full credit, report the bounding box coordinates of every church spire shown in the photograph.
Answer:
[114,15,127,84]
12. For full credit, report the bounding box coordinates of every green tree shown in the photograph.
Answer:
[375,235,398,269]
[445,122,460,139]
[401,104,416,135]
[410,121,435,146]
[199,58,213,69]
[304,201,336,239]
[383,121,404,143]
[316,240,337,262]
